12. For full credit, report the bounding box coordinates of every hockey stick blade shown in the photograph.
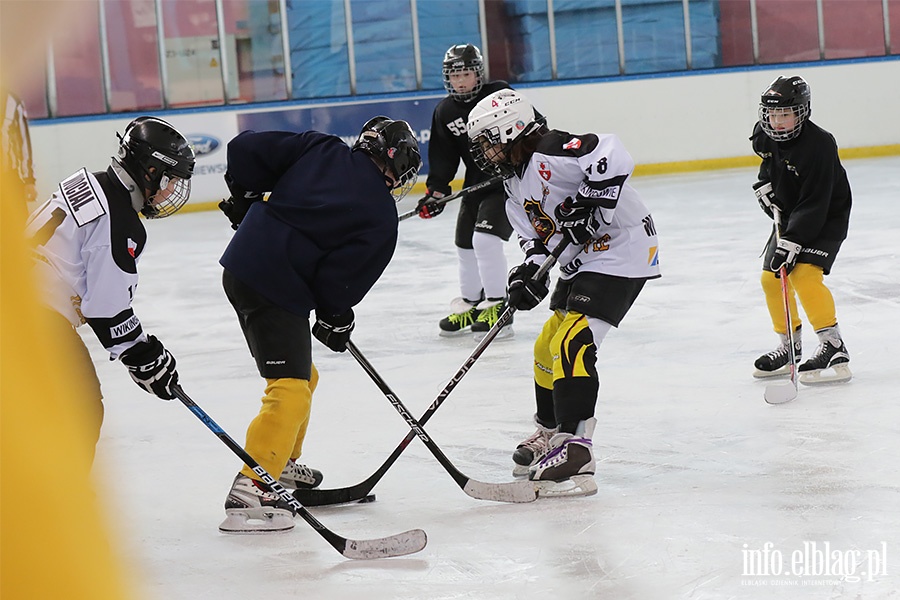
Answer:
[764,380,798,404]
[171,386,426,559]
[348,341,537,504]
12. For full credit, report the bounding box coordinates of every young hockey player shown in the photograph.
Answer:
[216,117,421,533]
[25,117,195,462]
[415,44,517,340]
[751,75,852,384]
[467,89,660,496]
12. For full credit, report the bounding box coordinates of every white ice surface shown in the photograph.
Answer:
[87,157,900,599]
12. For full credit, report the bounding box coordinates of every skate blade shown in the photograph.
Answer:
[473,326,514,343]
[218,509,294,534]
[533,474,598,498]
[800,363,852,385]
[439,328,473,338]
[752,365,793,379]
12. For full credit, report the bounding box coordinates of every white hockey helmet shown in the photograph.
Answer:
[466,89,541,178]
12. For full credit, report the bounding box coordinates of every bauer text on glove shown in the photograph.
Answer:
[120,335,179,400]
[554,197,599,245]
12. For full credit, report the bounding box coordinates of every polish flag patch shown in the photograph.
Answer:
[538,162,551,181]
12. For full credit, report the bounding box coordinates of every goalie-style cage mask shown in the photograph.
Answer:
[353,116,422,202]
[759,76,811,142]
[442,44,485,102]
[115,116,195,218]
[467,89,542,179]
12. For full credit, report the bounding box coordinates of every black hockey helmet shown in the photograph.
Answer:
[352,116,422,202]
[442,44,485,102]
[115,116,195,218]
[758,76,811,142]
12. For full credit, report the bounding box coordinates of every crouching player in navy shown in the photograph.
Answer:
[751,75,852,384]
[25,117,195,463]
[216,117,421,533]
[467,90,660,496]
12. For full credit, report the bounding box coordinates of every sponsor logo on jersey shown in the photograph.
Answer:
[563,138,581,150]
[187,134,220,157]
[265,360,287,365]
[60,169,106,227]
[648,246,659,266]
[538,162,551,181]
[110,314,140,340]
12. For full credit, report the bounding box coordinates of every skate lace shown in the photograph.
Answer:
[764,346,789,361]
[476,302,503,326]
[283,460,316,482]
[448,308,476,327]
[519,428,553,453]
[538,437,592,468]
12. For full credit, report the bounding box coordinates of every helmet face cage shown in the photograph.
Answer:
[442,44,485,102]
[467,90,537,178]
[758,76,811,142]
[117,117,195,218]
[353,117,422,203]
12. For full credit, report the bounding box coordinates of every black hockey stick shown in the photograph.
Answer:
[347,340,537,503]
[764,207,799,405]
[171,385,427,559]
[398,176,505,221]
[294,238,570,506]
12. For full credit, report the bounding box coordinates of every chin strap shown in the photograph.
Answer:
[110,160,147,213]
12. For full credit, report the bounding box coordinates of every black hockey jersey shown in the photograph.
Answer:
[426,80,512,197]
[219,130,398,317]
[751,120,852,247]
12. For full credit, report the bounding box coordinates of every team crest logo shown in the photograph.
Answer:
[538,162,551,181]
[523,198,555,241]
[563,138,581,150]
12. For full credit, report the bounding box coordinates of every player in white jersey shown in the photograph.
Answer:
[467,89,660,496]
[25,117,195,462]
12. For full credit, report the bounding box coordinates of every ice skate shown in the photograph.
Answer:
[219,474,295,534]
[753,328,801,378]
[512,415,557,477]
[799,324,852,385]
[278,459,323,489]
[439,297,480,337]
[529,418,598,497]
[472,297,514,342]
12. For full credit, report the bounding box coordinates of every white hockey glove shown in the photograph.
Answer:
[753,181,778,219]
[769,239,801,276]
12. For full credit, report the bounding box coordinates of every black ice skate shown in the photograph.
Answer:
[753,328,802,379]
[799,324,852,385]
[471,297,514,342]
[278,458,323,489]
[439,297,480,337]
[220,474,295,534]
[529,418,597,497]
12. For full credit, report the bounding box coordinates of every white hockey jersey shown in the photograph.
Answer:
[25,167,149,359]
[505,131,660,280]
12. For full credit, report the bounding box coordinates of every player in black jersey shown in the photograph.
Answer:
[415,44,517,340]
[750,75,852,385]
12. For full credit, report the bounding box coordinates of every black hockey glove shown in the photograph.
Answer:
[120,335,178,400]
[554,197,599,245]
[219,172,262,230]
[507,262,550,311]
[312,309,355,352]
[769,238,801,276]
[416,190,445,219]
[753,180,778,219]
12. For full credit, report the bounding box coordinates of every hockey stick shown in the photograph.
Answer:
[398,176,504,221]
[294,238,570,506]
[764,207,799,405]
[347,340,537,503]
[171,385,427,559]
